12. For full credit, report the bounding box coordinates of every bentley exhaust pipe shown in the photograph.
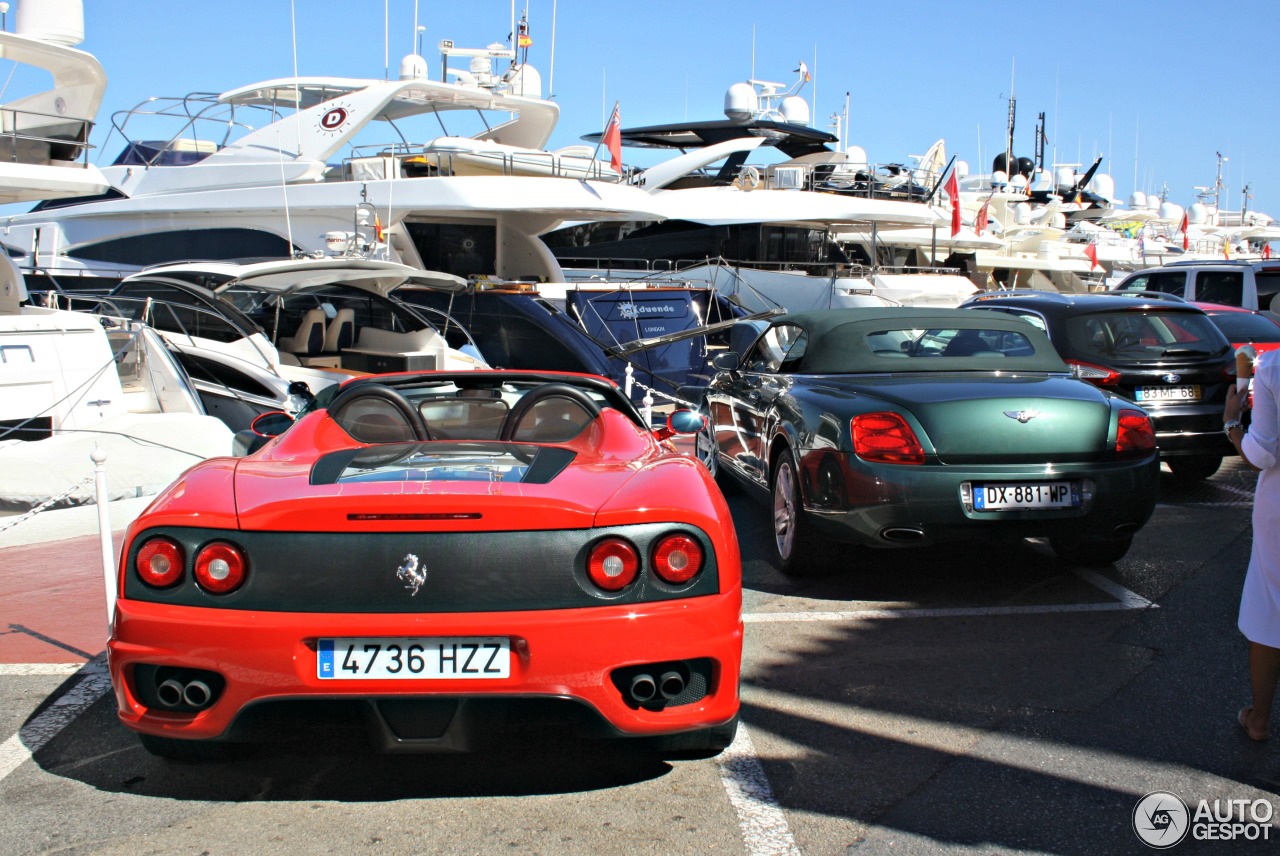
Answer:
[156,678,185,708]
[182,679,213,709]
[629,673,657,703]
[658,670,685,700]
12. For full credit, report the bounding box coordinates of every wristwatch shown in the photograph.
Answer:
[1224,419,1244,436]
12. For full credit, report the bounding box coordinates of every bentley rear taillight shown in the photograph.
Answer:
[852,413,925,465]
[194,542,247,594]
[587,537,639,591]
[651,534,704,584]
[1116,409,1156,456]
[1066,359,1121,387]
[136,538,184,588]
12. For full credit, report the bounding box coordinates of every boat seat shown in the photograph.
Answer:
[279,308,327,356]
[324,308,356,352]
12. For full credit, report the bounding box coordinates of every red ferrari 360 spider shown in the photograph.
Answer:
[107,371,742,759]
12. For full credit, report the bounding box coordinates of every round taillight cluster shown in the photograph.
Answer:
[586,537,639,591]
[651,534,704,584]
[136,538,184,588]
[586,533,705,592]
[194,542,248,594]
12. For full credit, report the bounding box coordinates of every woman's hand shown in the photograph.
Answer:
[1224,384,1248,424]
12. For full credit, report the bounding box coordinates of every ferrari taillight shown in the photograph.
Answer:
[136,538,184,588]
[651,533,704,584]
[194,542,247,594]
[1066,359,1121,387]
[586,537,639,591]
[852,412,925,465]
[1116,409,1156,456]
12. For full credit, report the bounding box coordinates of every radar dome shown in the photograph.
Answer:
[1050,212,1067,229]
[1009,174,1028,193]
[846,145,868,166]
[1013,202,1032,225]
[1129,191,1148,209]
[992,153,1015,175]
[780,96,810,125]
[1161,202,1186,223]
[1090,173,1116,201]
[1016,156,1035,178]
[724,83,758,123]
[1186,202,1207,224]
[1054,166,1076,189]
[399,54,428,80]
[955,160,970,179]
[505,64,542,98]
[991,169,1008,189]
[17,0,84,46]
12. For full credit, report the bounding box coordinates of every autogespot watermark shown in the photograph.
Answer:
[1132,791,1275,848]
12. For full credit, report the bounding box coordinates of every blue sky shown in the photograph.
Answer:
[57,0,1280,215]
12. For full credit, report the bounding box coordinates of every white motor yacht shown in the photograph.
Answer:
[0,0,232,511]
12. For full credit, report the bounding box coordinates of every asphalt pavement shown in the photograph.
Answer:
[0,462,1276,855]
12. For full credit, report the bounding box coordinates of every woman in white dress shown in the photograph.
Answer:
[1225,349,1280,741]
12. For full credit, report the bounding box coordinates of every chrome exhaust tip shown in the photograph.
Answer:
[629,673,657,703]
[182,679,212,709]
[156,678,185,708]
[658,670,685,700]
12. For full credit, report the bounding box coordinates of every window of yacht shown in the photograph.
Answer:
[67,228,296,267]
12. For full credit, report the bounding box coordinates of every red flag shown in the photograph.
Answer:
[945,170,961,237]
[602,102,622,174]
[1265,244,1272,260]
[1180,211,1189,250]
[975,198,990,236]
[1085,242,1098,270]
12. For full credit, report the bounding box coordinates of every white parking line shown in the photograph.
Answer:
[744,568,1154,623]
[0,663,85,676]
[716,721,801,856]
[0,658,111,784]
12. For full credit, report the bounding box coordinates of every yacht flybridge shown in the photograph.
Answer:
[5,38,662,294]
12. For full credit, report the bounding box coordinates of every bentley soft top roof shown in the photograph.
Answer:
[771,307,1068,374]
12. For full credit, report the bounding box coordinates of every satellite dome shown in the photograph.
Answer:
[1050,212,1067,229]
[1016,156,1035,178]
[1054,167,1076,189]
[991,169,1008,189]
[1013,202,1032,225]
[955,160,970,179]
[780,96,810,125]
[399,54,428,80]
[724,83,757,123]
[1186,202,1207,224]
[17,0,84,46]
[1129,191,1148,209]
[1090,173,1115,201]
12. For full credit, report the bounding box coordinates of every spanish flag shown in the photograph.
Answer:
[375,214,384,242]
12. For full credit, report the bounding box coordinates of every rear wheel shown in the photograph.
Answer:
[1050,534,1134,566]
[649,715,738,759]
[1165,454,1222,482]
[695,402,720,481]
[771,451,826,575]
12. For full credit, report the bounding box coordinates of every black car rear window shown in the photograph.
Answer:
[1065,311,1229,361]
[1207,311,1280,343]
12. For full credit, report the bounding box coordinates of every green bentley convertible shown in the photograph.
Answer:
[695,308,1161,571]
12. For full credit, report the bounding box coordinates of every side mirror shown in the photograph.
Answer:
[251,410,295,438]
[654,408,707,441]
[711,352,740,372]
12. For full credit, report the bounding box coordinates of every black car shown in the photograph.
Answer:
[961,291,1236,480]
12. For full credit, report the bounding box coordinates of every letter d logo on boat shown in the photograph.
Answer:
[319,105,351,135]
[1132,791,1190,848]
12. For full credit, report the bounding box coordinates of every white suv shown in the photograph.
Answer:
[1111,260,1280,313]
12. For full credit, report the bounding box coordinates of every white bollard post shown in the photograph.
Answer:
[624,363,634,399]
[91,443,115,635]
[643,389,654,428]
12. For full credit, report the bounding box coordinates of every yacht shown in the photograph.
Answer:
[0,0,231,511]
[546,71,978,313]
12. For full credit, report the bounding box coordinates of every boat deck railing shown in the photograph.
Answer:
[0,105,95,166]
[559,256,961,279]
[336,142,622,182]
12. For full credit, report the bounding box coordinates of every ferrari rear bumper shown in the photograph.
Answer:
[108,595,742,749]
